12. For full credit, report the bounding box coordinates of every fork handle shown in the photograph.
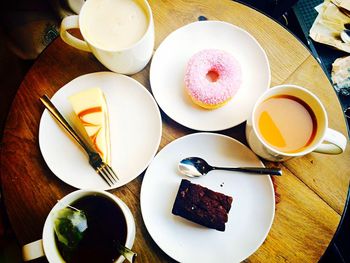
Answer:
[40,95,93,154]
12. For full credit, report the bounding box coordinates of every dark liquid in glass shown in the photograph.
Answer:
[56,194,127,262]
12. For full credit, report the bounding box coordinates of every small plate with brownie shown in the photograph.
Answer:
[140,133,275,263]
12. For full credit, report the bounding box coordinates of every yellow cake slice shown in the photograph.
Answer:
[69,88,111,165]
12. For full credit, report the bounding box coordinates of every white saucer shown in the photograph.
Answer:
[140,133,275,262]
[39,72,162,190]
[150,20,270,131]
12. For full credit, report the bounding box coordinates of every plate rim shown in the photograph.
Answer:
[150,20,271,131]
[38,71,162,190]
[140,132,275,262]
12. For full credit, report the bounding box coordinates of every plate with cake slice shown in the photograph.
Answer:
[39,72,162,190]
[140,133,275,263]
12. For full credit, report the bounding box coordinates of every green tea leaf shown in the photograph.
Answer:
[52,207,88,250]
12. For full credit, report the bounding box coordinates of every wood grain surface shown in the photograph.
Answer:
[1,0,349,262]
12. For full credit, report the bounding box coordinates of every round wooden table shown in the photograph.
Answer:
[1,0,349,262]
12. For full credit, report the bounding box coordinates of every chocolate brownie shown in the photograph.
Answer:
[172,179,233,231]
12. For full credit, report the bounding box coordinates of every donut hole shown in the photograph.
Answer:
[206,69,219,82]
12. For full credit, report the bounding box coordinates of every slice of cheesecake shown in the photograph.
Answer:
[69,88,111,165]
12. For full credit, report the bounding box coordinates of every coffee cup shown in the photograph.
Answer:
[22,189,136,262]
[60,0,154,75]
[246,84,347,162]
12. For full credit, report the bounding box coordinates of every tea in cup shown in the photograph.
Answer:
[246,84,347,161]
[22,190,136,262]
[60,0,154,74]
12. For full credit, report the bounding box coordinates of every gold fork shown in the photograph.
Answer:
[40,95,119,187]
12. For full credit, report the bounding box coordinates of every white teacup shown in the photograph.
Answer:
[60,0,154,75]
[246,84,347,161]
[22,189,136,262]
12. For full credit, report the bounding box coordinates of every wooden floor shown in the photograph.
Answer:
[0,28,32,140]
[0,27,29,263]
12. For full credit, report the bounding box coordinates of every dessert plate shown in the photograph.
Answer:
[140,133,275,263]
[150,20,270,131]
[39,72,162,190]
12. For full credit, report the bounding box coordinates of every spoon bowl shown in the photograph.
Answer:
[178,157,282,177]
[340,29,350,43]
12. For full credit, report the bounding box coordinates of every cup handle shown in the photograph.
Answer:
[60,15,91,52]
[22,239,45,261]
[313,128,347,154]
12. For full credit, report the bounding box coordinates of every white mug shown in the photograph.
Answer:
[246,84,347,161]
[22,189,136,262]
[60,0,154,75]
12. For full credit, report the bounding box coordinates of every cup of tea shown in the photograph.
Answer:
[246,84,347,162]
[60,0,154,75]
[22,189,136,262]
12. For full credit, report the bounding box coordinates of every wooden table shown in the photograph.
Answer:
[1,0,350,262]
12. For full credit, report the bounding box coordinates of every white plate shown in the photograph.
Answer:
[150,21,270,131]
[39,72,162,190]
[140,133,275,263]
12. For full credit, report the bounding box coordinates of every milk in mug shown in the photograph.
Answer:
[60,0,154,74]
[81,0,149,50]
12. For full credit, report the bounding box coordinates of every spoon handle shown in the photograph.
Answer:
[212,166,282,176]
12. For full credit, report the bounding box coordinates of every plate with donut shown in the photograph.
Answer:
[150,20,270,131]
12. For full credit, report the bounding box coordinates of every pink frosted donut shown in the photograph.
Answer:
[184,49,242,109]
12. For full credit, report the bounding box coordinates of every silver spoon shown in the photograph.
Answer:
[340,29,350,43]
[178,157,282,177]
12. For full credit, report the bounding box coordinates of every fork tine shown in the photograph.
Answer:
[105,164,119,181]
[100,163,118,185]
[97,163,119,187]
[97,167,113,186]
[101,167,116,185]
